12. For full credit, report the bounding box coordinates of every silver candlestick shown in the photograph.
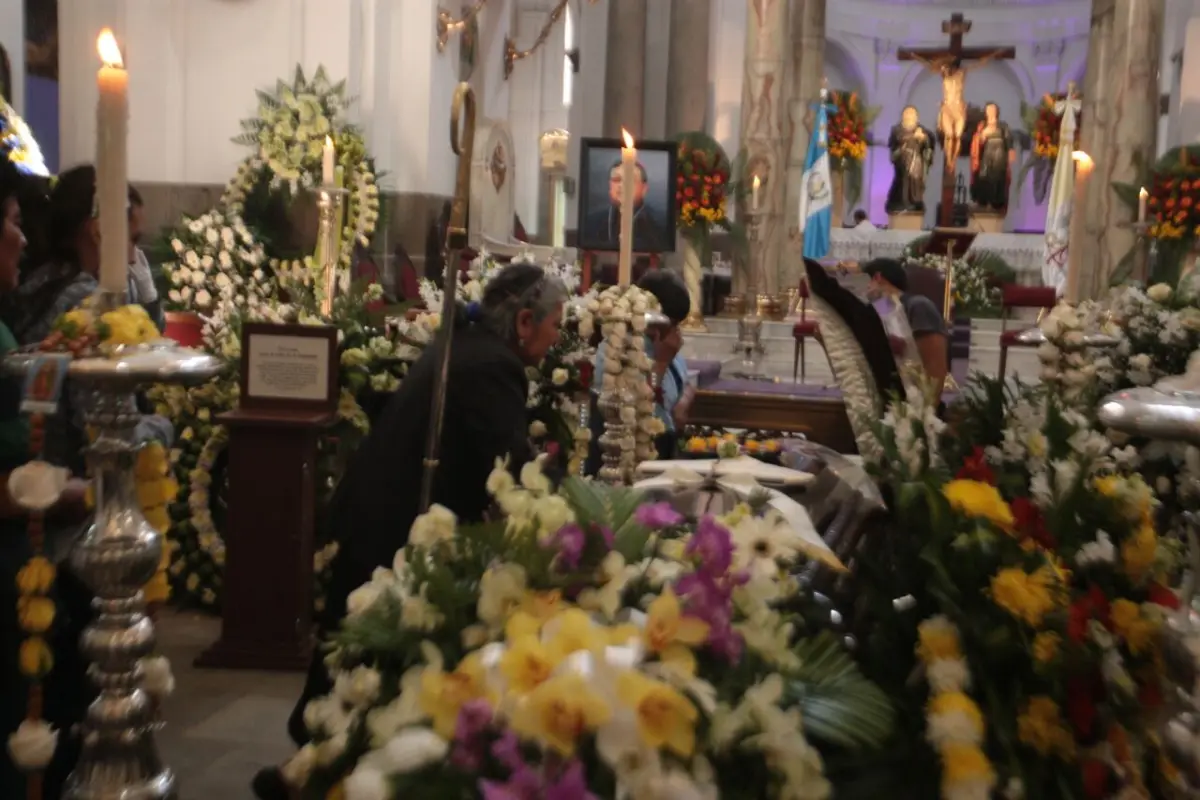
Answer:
[7,291,222,799]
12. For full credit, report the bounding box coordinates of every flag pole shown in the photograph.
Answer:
[419,83,476,514]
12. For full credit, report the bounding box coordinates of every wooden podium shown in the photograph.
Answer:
[195,323,338,671]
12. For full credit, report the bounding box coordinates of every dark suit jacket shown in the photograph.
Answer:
[581,204,668,253]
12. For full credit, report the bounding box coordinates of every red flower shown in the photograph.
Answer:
[1081,759,1109,799]
[955,446,995,484]
[1068,585,1111,642]
[1067,674,1100,740]
[1146,581,1180,609]
[577,360,594,391]
[1011,496,1055,549]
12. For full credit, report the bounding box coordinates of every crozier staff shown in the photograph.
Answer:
[254,264,567,795]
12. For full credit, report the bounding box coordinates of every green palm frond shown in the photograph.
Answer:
[786,632,897,750]
[558,477,650,561]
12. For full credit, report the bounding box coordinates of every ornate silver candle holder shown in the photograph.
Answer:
[316,186,347,318]
[6,296,222,800]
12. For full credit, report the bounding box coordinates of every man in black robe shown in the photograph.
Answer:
[581,158,668,253]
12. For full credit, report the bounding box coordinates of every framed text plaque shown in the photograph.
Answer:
[238,323,338,414]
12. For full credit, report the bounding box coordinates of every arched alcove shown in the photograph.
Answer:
[824,39,866,98]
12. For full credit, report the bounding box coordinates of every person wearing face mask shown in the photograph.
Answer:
[251,263,569,799]
[0,158,97,798]
[862,257,948,402]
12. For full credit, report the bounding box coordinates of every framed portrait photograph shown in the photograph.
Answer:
[577,137,677,254]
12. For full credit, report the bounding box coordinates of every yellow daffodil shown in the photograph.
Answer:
[616,670,699,757]
[643,587,710,675]
[916,616,961,663]
[544,608,605,661]
[990,566,1059,627]
[1121,522,1158,584]
[419,652,491,739]
[942,480,1014,530]
[499,635,559,695]
[15,556,55,595]
[18,636,53,677]
[510,673,611,756]
[17,595,55,634]
[1017,696,1075,760]
[1032,631,1061,665]
[1111,599,1156,654]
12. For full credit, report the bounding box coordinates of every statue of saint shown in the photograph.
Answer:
[885,106,935,214]
[969,102,1015,211]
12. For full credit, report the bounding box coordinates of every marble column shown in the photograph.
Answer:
[602,0,647,137]
[781,0,827,290]
[1077,0,1164,299]
[666,0,711,328]
[737,0,789,296]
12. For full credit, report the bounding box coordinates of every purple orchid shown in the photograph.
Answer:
[490,731,525,773]
[548,524,587,570]
[480,767,543,800]
[545,760,599,800]
[685,515,734,575]
[635,501,684,529]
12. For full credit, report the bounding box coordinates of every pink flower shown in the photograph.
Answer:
[635,502,684,529]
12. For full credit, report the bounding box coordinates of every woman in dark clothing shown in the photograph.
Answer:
[253,263,568,799]
[0,157,95,799]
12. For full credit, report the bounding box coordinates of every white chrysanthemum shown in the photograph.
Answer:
[408,504,457,548]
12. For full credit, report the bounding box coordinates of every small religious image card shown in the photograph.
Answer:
[20,354,72,415]
[577,137,677,254]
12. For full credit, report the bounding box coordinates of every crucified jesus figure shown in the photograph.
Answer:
[909,50,1008,167]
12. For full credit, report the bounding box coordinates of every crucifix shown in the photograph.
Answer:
[898,13,1015,227]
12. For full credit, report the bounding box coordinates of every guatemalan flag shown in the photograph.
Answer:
[799,97,836,260]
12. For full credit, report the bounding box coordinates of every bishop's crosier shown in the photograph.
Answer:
[96,28,129,295]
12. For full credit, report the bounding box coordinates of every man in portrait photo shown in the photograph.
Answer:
[582,157,668,253]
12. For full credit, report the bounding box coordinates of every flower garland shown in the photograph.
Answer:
[916,616,996,800]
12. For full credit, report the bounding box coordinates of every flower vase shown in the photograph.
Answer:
[163,311,204,348]
[830,169,845,229]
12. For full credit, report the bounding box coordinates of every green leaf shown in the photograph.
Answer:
[787,632,897,750]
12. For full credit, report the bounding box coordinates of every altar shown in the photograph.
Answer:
[830,228,1046,286]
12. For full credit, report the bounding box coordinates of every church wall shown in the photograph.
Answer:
[0,0,25,112]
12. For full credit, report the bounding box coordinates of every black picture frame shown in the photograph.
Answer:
[577,136,677,254]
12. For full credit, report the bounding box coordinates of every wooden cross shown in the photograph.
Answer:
[897,14,1016,227]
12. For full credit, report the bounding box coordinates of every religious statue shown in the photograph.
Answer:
[1042,82,1081,293]
[969,102,1015,211]
[885,106,935,214]
[906,51,1009,168]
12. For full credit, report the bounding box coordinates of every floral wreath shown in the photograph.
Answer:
[0,100,49,177]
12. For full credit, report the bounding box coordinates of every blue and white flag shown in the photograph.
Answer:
[799,97,836,260]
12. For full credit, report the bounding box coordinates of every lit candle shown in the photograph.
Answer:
[751,174,761,211]
[1065,150,1093,303]
[96,29,129,296]
[323,136,336,187]
[618,128,636,287]
[1138,186,1148,223]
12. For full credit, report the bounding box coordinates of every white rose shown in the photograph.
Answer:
[6,719,57,769]
[280,743,317,787]
[140,656,175,698]
[187,220,204,235]
[218,250,233,269]
[344,764,389,800]
[551,368,569,386]
[7,461,70,511]
[190,269,206,287]
[215,273,232,289]
[408,504,457,548]
[377,727,449,775]
[171,239,184,254]
[221,227,235,248]
[185,250,200,269]
[334,665,382,708]
[195,290,212,308]
[1147,283,1173,303]
[205,227,220,245]
[200,254,214,270]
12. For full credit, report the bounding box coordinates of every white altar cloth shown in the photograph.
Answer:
[830,228,1046,286]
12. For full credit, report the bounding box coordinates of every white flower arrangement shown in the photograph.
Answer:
[1035,301,1119,406]
[871,386,948,482]
[903,251,998,313]
[163,211,271,314]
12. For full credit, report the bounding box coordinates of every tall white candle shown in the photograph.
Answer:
[1065,150,1093,303]
[618,128,636,287]
[751,174,761,211]
[96,29,129,296]
[1138,186,1148,223]
[323,136,336,187]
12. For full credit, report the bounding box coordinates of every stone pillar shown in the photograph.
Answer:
[781,0,827,290]
[666,0,711,327]
[1078,0,1164,299]
[602,0,647,137]
[737,0,789,295]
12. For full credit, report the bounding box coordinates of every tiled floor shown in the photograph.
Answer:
[154,610,303,799]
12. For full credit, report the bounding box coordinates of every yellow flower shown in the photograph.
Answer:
[144,571,171,604]
[990,566,1059,627]
[19,636,53,677]
[928,692,984,738]
[499,635,558,695]
[917,617,961,663]
[940,743,995,788]
[544,608,605,661]
[1032,631,1061,665]
[420,652,491,739]
[16,556,56,595]
[136,442,170,480]
[137,477,179,508]
[143,504,171,534]
[519,591,564,625]
[1111,599,1156,654]
[510,673,611,756]
[1017,696,1075,760]
[99,305,158,346]
[59,309,94,337]
[616,670,698,757]
[1121,522,1158,584]
[17,595,55,634]
[943,480,1015,530]
[643,587,710,675]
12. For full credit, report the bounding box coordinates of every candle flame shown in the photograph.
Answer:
[325,135,333,148]
[97,29,123,68]
[1139,186,1149,198]
[752,175,761,189]
[621,128,634,149]
[1071,150,1092,167]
